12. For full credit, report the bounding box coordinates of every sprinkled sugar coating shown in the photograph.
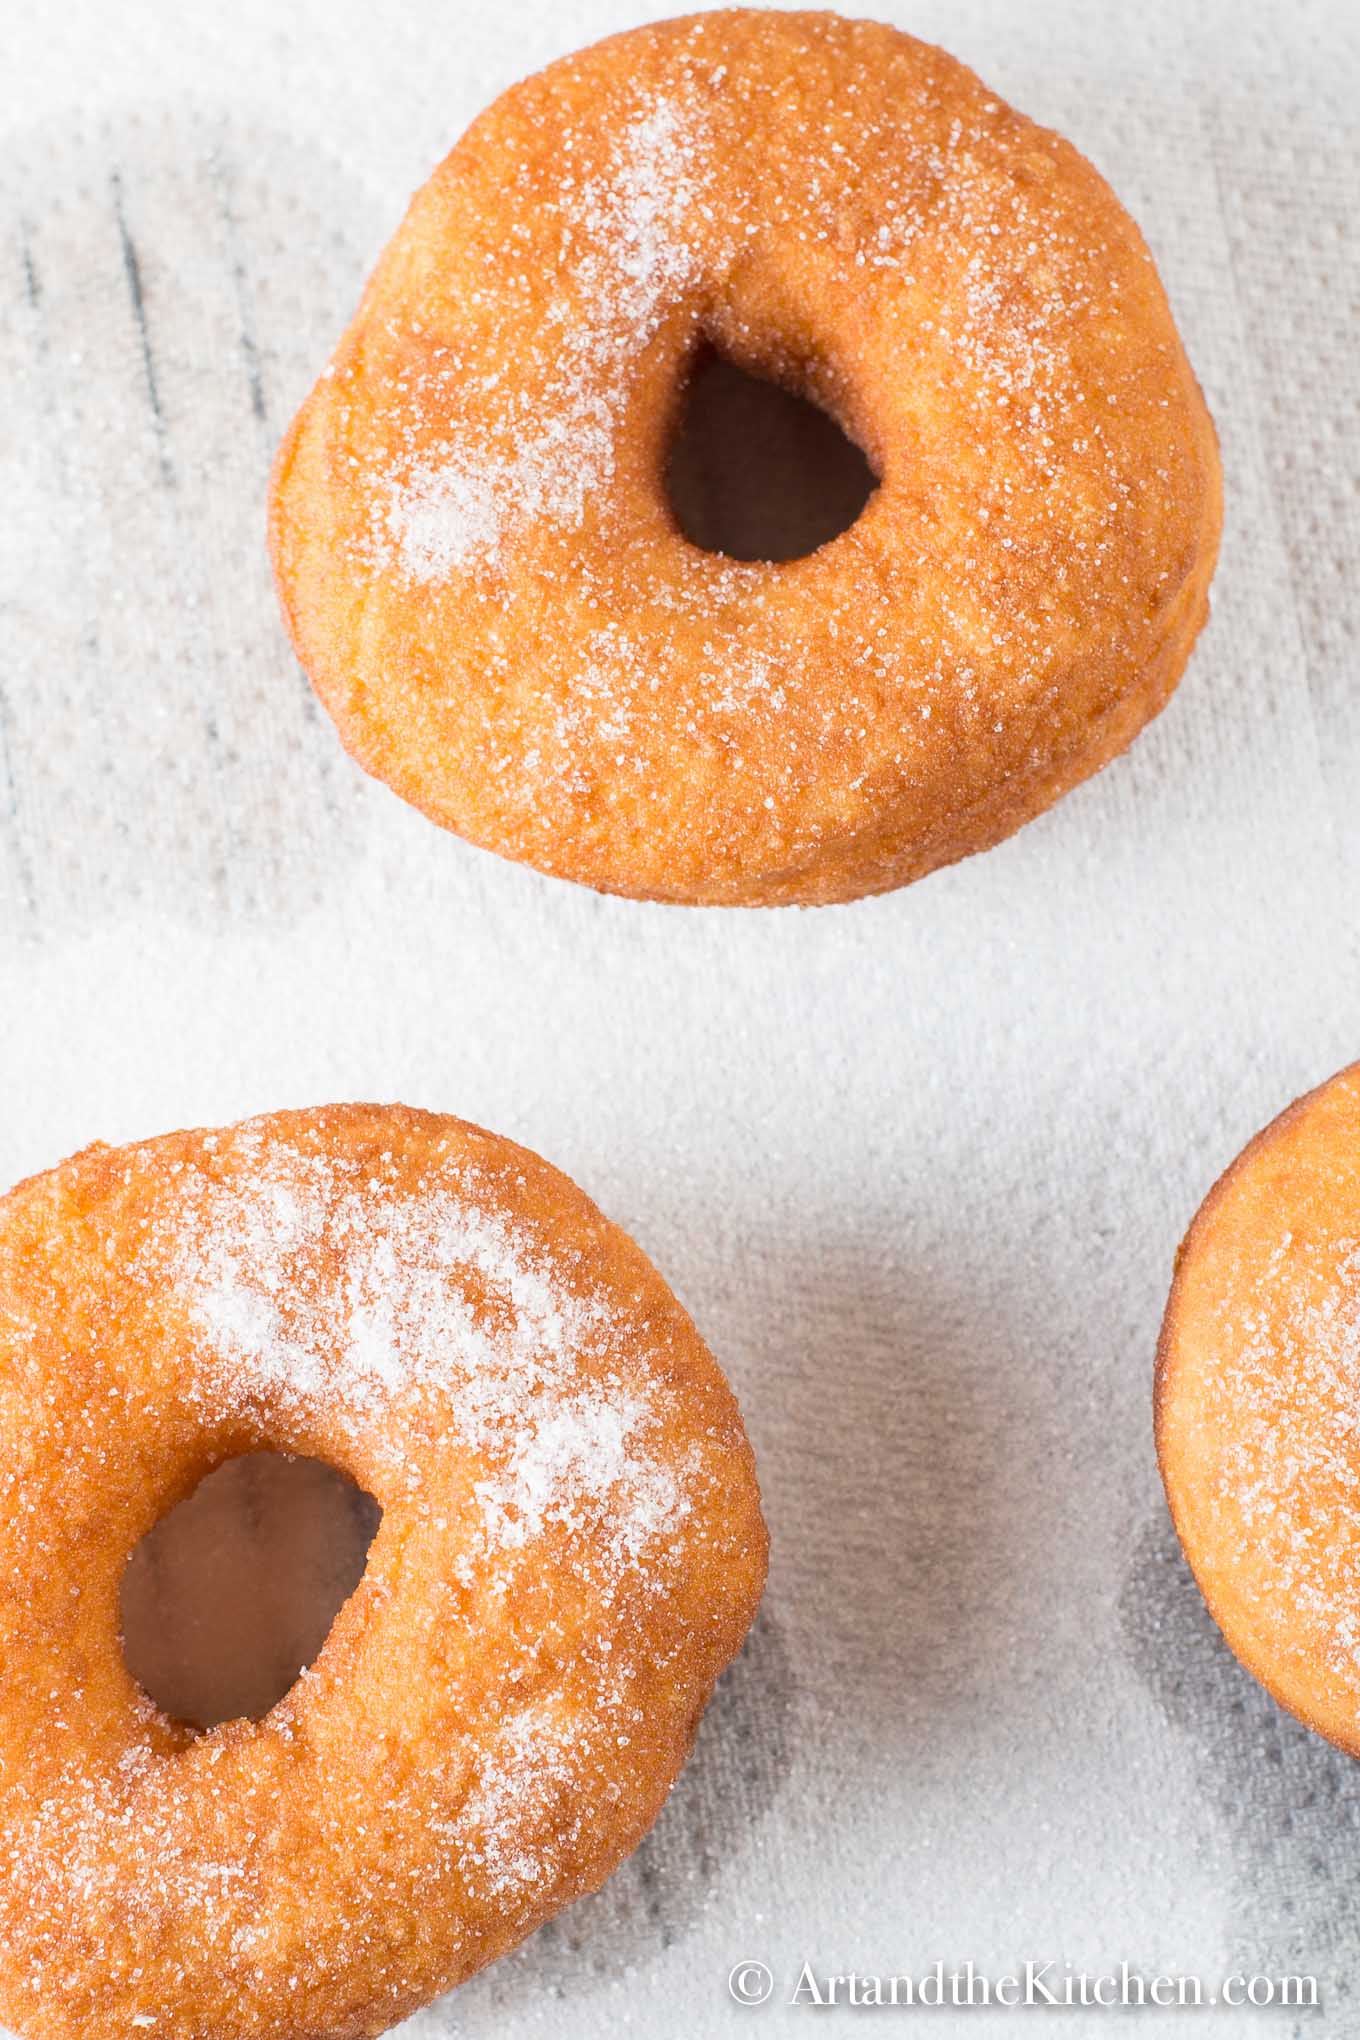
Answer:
[0,1105,766,2039]
[270,9,1221,906]
[1157,1064,1360,1759]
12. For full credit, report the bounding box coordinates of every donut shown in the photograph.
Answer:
[0,1105,766,2039]
[269,8,1221,907]
[1156,1063,1360,1756]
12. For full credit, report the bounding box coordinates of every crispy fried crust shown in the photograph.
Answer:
[1156,1064,1360,1756]
[0,1105,767,2038]
[270,8,1221,906]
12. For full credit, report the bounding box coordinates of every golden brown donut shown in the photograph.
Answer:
[270,8,1221,907]
[0,1105,766,2039]
[1157,1063,1360,1756]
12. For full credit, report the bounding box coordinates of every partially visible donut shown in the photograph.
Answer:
[0,1106,767,2039]
[1157,1064,1360,1756]
[270,8,1221,906]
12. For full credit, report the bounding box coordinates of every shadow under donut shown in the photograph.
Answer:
[665,343,877,564]
[1120,1506,1360,2022]
[120,1450,383,1732]
[0,106,378,934]
[716,1221,1025,1756]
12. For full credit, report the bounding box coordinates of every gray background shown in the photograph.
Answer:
[3,0,1359,2033]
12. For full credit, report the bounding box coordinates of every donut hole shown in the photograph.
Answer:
[664,342,877,562]
[119,1452,381,1732]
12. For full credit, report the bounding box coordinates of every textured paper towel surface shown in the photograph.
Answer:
[3,0,1360,2033]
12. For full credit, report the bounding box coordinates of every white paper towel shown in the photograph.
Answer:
[2,0,1359,2033]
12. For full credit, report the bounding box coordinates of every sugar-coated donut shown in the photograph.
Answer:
[0,1106,766,2039]
[1157,1064,1360,1756]
[270,8,1221,907]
